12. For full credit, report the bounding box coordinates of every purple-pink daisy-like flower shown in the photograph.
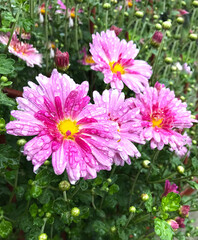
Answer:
[89,30,152,93]
[133,82,196,151]
[162,180,179,197]
[0,34,42,67]
[93,89,145,165]
[167,219,179,230]
[6,69,121,184]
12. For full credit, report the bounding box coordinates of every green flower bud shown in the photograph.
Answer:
[186,233,190,237]
[153,207,157,211]
[142,160,150,168]
[155,23,162,30]
[159,20,163,24]
[187,88,192,92]
[190,130,195,135]
[166,30,171,37]
[162,21,172,30]
[189,33,198,41]
[177,17,184,24]
[0,76,8,82]
[71,207,80,217]
[141,193,149,201]
[169,81,174,86]
[129,206,136,213]
[44,160,50,166]
[192,1,198,7]
[153,15,159,19]
[189,103,194,107]
[192,140,197,145]
[171,66,177,71]
[38,233,48,240]
[107,178,112,183]
[135,11,144,18]
[124,12,129,17]
[165,57,173,64]
[17,138,27,146]
[59,180,70,191]
[177,165,185,174]
[103,3,111,9]
[46,212,52,218]
[94,25,98,29]
[180,96,185,101]
[111,226,116,232]
[182,1,186,5]
[55,39,59,43]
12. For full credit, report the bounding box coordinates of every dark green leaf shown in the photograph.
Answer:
[0,219,13,238]
[0,54,15,74]
[187,181,198,190]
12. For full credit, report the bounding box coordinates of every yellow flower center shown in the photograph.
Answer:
[70,12,75,18]
[85,55,95,64]
[152,117,163,128]
[109,61,125,75]
[40,8,45,14]
[128,1,133,7]
[57,119,79,140]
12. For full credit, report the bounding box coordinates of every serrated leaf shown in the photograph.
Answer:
[109,184,119,195]
[161,192,181,212]
[0,144,19,169]
[0,54,15,74]
[187,181,198,190]
[0,219,13,238]
[191,157,198,171]
[145,191,153,212]
[0,91,16,108]
[154,218,174,240]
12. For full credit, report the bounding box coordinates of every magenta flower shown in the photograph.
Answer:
[93,89,145,165]
[175,217,185,228]
[79,47,95,66]
[6,69,120,184]
[89,30,152,93]
[162,180,179,197]
[133,82,195,151]
[110,25,122,36]
[55,48,70,71]
[151,31,163,47]
[179,205,190,217]
[167,219,179,230]
[0,34,42,67]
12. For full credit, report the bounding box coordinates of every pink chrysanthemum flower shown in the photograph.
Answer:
[6,69,120,184]
[133,82,196,151]
[0,34,42,67]
[93,89,145,166]
[162,180,179,197]
[79,47,95,66]
[89,30,152,93]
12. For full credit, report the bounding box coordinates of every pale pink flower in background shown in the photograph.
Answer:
[93,89,145,166]
[175,62,192,75]
[133,82,195,151]
[90,30,152,93]
[79,47,95,66]
[0,34,42,67]
[15,27,31,40]
[6,69,121,184]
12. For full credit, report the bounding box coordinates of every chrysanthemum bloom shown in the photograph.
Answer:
[162,180,179,197]
[55,48,70,71]
[15,27,31,40]
[151,31,163,47]
[179,205,190,217]
[6,69,120,184]
[0,34,42,67]
[90,30,152,93]
[110,25,122,36]
[79,47,95,66]
[93,89,145,165]
[133,82,195,151]
[175,217,185,228]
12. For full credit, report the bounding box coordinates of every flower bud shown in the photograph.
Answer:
[103,3,111,9]
[71,207,80,217]
[151,31,163,47]
[192,140,197,145]
[55,49,70,72]
[189,33,198,41]
[107,178,112,183]
[167,219,179,230]
[177,17,184,24]
[187,87,192,92]
[17,138,27,146]
[110,25,122,36]
[141,193,149,201]
[39,233,48,240]
[169,81,174,86]
[59,180,70,191]
[190,130,195,135]
[0,76,8,82]
[153,207,157,211]
[192,1,198,7]
[44,160,50,166]
[46,212,52,218]
[180,96,185,101]
[165,57,173,64]
[171,66,177,71]
[153,15,159,19]
[111,226,116,232]
[179,205,190,217]
[124,12,129,17]
[177,165,185,174]
[129,206,136,213]
[155,23,162,30]
[182,1,186,6]
[162,21,172,30]
[142,160,150,168]
[135,11,144,18]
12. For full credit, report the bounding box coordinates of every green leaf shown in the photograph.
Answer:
[0,219,13,238]
[29,203,38,218]
[145,191,153,212]
[191,157,198,171]
[109,184,119,195]
[0,144,19,169]
[154,218,174,240]
[0,54,15,74]
[93,220,108,236]
[0,91,16,108]
[116,215,127,227]
[187,181,198,190]
[35,168,53,186]
[80,179,88,191]
[161,192,181,212]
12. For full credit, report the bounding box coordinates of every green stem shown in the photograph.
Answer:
[109,165,117,179]
[138,231,155,240]
[191,8,197,25]
[163,0,166,12]
[133,19,140,38]
[125,212,134,228]
[128,169,141,207]
[70,184,81,199]
[135,213,151,223]
[64,0,68,48]
[30,0,34,19]
[4,9,21,53]
[9,155,20,203]
[45,0,49,73]
[40,218,47,234]
[186,42,194,62]
[163,65,169,78]
[92,194,96,210]
[105,10,108,31]
[140,21,147,37]
[146,150,160,182]
[63,191,67,202]
[75,4,79,57]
